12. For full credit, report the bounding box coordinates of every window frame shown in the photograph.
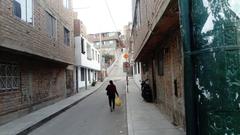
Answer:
[46,11,57,40]
[81,37,85,54]
[86,44,92,60]
[0,63,20,91]
[13,0,34,25]
[64,27,70,46]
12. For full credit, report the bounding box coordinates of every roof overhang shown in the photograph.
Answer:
[135,0,179,62]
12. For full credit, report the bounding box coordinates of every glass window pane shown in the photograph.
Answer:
[13,0,22,18]
[15,0,26,21]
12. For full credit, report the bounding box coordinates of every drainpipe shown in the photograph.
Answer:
[85,68,88,90]
[178,0,197,134]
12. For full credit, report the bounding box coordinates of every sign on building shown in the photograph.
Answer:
[123,62,130,72]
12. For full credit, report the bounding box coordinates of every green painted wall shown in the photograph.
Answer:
[180,0,240,134]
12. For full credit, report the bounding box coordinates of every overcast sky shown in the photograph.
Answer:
[73,0,132,34]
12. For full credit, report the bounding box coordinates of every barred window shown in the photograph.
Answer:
[0,64,20,90]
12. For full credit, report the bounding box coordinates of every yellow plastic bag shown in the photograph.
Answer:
[115,97,122,107]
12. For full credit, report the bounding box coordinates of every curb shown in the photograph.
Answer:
[126,80,134,135]
[18,90,97,135]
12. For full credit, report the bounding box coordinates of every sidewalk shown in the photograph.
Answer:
[0,80,107,135]
[126,78,186,135]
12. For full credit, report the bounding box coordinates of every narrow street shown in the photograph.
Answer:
[1,0,239,134]
[29,58,128,135]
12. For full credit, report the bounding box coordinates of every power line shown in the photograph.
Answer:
[104,0,118,32]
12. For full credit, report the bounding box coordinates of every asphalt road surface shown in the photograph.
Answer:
[30,57,127,135]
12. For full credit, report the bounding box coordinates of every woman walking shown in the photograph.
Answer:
[106,80,119,112]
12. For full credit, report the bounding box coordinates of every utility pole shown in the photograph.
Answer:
[123,53,129,92]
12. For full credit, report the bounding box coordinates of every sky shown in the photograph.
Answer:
[73,0,132,34]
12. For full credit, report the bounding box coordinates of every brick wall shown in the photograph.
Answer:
[0,0,75,64]
[141,31,185,129]
[0,50,66,124]
[155,32,185,128]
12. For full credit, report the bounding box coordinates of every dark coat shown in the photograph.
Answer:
[106,84,119,97]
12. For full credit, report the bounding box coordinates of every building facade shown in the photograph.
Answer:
[74,19,101,90]
[0,0,75,124]
[132,0,240,134]
[131,0,185,129]
[88,32,122,61]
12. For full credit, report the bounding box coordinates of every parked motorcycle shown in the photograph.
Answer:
[141,79,152,102]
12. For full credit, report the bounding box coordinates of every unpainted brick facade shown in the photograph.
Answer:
[0,0,75,64]
[132,0,185,129]
[0,0,75,124]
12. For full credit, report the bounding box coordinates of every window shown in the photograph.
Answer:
[81,37,85,54]
[108,32,116,37]
[46,12,56,39]
[64,27,70,46]
[81,68,84,81]
[87,44,92,60]
[63,0,69,8]
[0,64,20,91]
[135,0,141,29]
[13,0,33,24]
[92,49,94,60]
[109,41,114,44]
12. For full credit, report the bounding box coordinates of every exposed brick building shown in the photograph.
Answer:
[131,0,185,129]
[0,0,75,124]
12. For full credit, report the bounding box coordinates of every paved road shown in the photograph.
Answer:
[30,57,127,135]
[30,80,127,135]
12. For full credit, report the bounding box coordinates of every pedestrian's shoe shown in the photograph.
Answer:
[110,108,113,112]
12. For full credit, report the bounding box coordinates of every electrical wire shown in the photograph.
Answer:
[103,0,118,32]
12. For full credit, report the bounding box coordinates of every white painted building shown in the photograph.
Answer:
[133,62,142,88]
[75,35,101,90]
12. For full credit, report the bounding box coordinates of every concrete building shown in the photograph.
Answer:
[0,0,75,124]
[87,32,122,60]
[74,19,101,90]
[131,0,184,129]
